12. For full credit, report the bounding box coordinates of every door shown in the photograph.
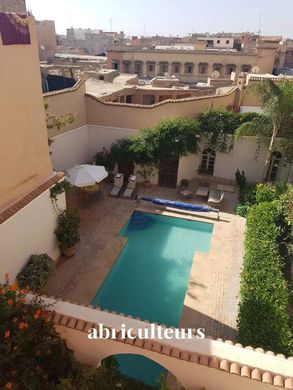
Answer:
[267,152,282,181]
[158,156,179,188]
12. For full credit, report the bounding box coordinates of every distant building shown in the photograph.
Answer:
[63,27,124,55]
[84,32,113,55]
[107,38,280,83]
[36,20,57,61]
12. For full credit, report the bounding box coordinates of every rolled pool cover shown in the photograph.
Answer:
[140,197,218,213]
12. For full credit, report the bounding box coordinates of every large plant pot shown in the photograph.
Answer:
[143,181,152,188]
[62,246,76,257]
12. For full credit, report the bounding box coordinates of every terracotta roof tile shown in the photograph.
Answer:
[219,359,230,372]
[274,375,284,387]
[284,378,293,389]
[85,86,237,109]
[251,368,262,381]
[171,348,181,359]
[230,362,241,375]
[0,173,64,225]
[263,372,273,384]
[199,355,210,366]
[209,356,220,369]
[241,365,251,378]
[189,352,199,363]
[51,308,293,388]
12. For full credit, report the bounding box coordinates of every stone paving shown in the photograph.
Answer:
[46,180,245,341]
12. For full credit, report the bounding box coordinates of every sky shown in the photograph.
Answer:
[26,0,293,38]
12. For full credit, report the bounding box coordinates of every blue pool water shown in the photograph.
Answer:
[91,212,213,386]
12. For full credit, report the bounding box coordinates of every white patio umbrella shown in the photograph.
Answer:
[66,165,108,187]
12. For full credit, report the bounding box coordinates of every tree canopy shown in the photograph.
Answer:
[235,79,293,179]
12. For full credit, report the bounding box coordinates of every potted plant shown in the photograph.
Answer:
[55,209,80,257]
[17,253,55,293]
[137,165,155,187]
[180,179,189,189]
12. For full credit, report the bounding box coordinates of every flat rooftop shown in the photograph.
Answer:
[55,53,107,62]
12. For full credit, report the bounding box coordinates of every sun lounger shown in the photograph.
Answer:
[208,190,224,207]
[216,184,235,193]
[196,184,209,197]
[110,173,124,197]
[123,175,136,198]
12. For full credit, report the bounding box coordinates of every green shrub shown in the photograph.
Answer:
[55,209,80,250]
[239,184,256,205]
[180,179,189,188]
[237,202,293,355]
[235,203,250,217]
[0,277,75,389]
[17,253,55,293]
[255,183,275,203]
[94,147,115,172]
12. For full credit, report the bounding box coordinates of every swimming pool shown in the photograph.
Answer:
[91,211,213,385]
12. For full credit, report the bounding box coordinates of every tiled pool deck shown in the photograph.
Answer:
[46,181,245,341]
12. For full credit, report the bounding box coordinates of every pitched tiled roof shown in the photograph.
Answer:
[46,298,293,389]
[0,172,64,225]
[85,86,238,109]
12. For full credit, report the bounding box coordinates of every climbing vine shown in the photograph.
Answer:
[50,180,71,213]
[102,111,262,167]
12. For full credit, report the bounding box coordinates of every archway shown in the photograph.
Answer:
[101,353,181,389]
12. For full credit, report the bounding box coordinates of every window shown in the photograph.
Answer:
[226,40,230,44]
[217,40,220,44]
[267,152,282,181]
[200,149,216,175]
[185,63,193,74]
[213,63,222,73]
[174,64,179,73]
[159,62,169,74]
[98,76,104,80]
[134,62,143,75]
[126,95,132,103]
[241,64,252,73]
[112,61,119,70]
[123,62,131,73]
[198,63,208,75]
[226,64,236,75]
[147,63,154,72]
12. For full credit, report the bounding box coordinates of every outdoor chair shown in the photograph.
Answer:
[110,173,124,197]
[207,190,224,208]
[123,175,136,198]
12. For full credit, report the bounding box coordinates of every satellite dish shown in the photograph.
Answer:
[251,66,260,74]
[211,70,220,79]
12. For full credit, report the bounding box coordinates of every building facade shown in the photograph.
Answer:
[107,41,279,83]
[36,19,57,61]
[0,14,65,281]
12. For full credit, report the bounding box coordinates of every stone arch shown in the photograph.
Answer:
[101,352,171,387]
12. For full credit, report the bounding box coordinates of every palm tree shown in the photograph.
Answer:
[235,79,293,181]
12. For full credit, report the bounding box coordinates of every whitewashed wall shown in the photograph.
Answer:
[50,126,293,184]
[50,125,138,171]
[50,125,90,171]
[0,190,66,282]
[178,136,293,183]
[87,125,138,158]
